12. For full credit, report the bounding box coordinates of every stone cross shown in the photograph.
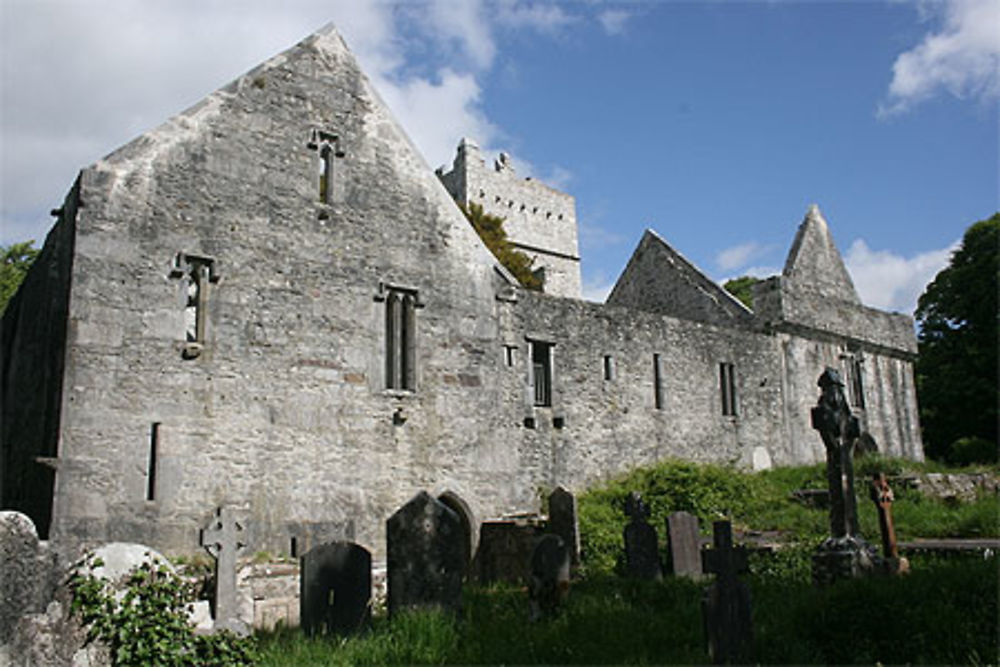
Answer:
[623,491,662,580]
[870,473,910,574]
[201,506,250,634]
[810,367,861,539]
[701,520,752,665]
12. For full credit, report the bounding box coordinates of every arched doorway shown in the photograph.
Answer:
[437,491,475,576]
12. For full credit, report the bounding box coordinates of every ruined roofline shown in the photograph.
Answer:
[781,204,861,304]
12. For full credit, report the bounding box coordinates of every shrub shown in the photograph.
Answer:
[947,436,998,466]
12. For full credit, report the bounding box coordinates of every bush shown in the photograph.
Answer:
[947,437,998,466]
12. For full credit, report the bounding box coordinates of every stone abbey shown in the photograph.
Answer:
[0,25,922,560]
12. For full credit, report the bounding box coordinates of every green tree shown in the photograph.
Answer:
[723,275,761,309]
[915,214,999,462]
[459,201,543,291]
[0,241,39,314]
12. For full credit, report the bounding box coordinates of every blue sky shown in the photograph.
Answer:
[2,0,997,314]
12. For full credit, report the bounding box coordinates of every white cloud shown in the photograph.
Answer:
[582,271,615,303]
[879,0,1000,115]
[496,0,578,33]
[715,242,772,272]
[844,238,957,314]
[598,9,631,35]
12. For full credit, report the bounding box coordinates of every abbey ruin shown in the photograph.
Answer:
[1,25,922,561]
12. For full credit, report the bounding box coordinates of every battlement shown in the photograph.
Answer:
[438,138,582,299]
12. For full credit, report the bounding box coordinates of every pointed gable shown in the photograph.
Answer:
[782,205,860,304]
[607,230,753,327]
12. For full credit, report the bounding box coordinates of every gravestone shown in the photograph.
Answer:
[548,486,580,567]
[386,491,464,616]
[475,519,544,584]
[300,541,371,636]
[528,534,571,621]
[666,511,703,579]
[0,512,57,643]
[870,473,910,575]
[623,491,662,580]
[701,521,752,665]
[810,368,878,585]
[201,506,251,634]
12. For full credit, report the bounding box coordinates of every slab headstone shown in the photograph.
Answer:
[475,519,544,584]
[623,491,662,580]
[201,506,250,634]
[701,521,752,665]
[529,534,570,621]
[810,368,878,585]
[666,511,703,579]
[386,491,464,616]
[300,541,371,636]
[0,512,56,643]
[548,486,580,566]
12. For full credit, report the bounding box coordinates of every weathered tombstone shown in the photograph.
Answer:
[548,486,580,567]
[623,491,662,580]
[0,512,57,644]
[870,473,910,575]
[300,541,371,636]
[701,521,752,665]
[528,534,570,621]
[201,506,251,634]
[386,491,464,616]
[475,518,544,584]
[666,511,703,579]
[810,368,878,585]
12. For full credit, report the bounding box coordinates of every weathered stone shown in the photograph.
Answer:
[0,512,57,643]
[386,492,464,616]
[666,511,703,579]
[528,534,570,621]
[623,492,662,580]
[474,519,544,584]
[201,507,251,635]
[300,541,371,636]
[701,521,752,665]
[547,486,580,567]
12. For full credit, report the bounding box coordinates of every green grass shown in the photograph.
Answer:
[256,457,999,665]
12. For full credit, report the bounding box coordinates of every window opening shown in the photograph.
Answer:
[603,355,615,381]
[382,286,419,391]
[653,353,664,409]
[169,253,218,359]
[307,129,345,205]
[720,363,737,416]
[847,357,865,408]
[504,345,517,367]
[531,340,553,407]
[146,422,160,501]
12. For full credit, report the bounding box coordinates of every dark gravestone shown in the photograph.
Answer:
[810,368,878,585]
[701,521,752,665]
[666,511,703,579]
[386,491,464,616]
[548,486,580,567]
[200,506,250,634]
[529,534,571,621]
[300,541,371,636]
[475,519,543,584]
[623,492,662,580]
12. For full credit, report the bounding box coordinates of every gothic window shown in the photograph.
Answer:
[529,340,553,407]
[169,253,218,359]
[846,356,866,409]
[307,128,345,205]
[383,286,418,391]
[653,354,664,409]
[720,362,737,417]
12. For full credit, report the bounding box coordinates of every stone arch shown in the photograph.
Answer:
[436,490,476,574]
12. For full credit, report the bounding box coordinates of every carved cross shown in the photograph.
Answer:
[200,506,249,633]
[870,473,899,560]
[701,520,748,583]
[811,368,861,539]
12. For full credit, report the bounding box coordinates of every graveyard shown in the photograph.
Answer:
[247,454,998,666]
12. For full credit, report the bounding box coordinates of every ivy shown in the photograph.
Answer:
[70,556,259,666]
[459,201,544,291]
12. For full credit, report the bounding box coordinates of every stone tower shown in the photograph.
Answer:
[438,138,582,299]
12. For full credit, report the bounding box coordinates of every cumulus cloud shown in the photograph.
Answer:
[715,241,773,273]
[598,9,631,35]
[844,238,957,314]
[496,0,578,32]
[879,0,1000,116]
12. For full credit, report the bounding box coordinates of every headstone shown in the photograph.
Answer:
[386,491,464,616]
[0,512,57,643]
[666,511,703,579]
[528,534,570,621]
[623,491,662,580]
[870,473,910,575]
[548,486,580,567]
[201,506,251,634]
[475,519,544,584]
[810,368,878,585]
[701,521,752,665]
[300,541,371,636]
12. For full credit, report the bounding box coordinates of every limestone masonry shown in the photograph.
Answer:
[1,24,922,561]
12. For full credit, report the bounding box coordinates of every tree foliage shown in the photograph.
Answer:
[459,201,543,291]
[0,240,39,314]
[915,213,999,462]
[722,275,761,309]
